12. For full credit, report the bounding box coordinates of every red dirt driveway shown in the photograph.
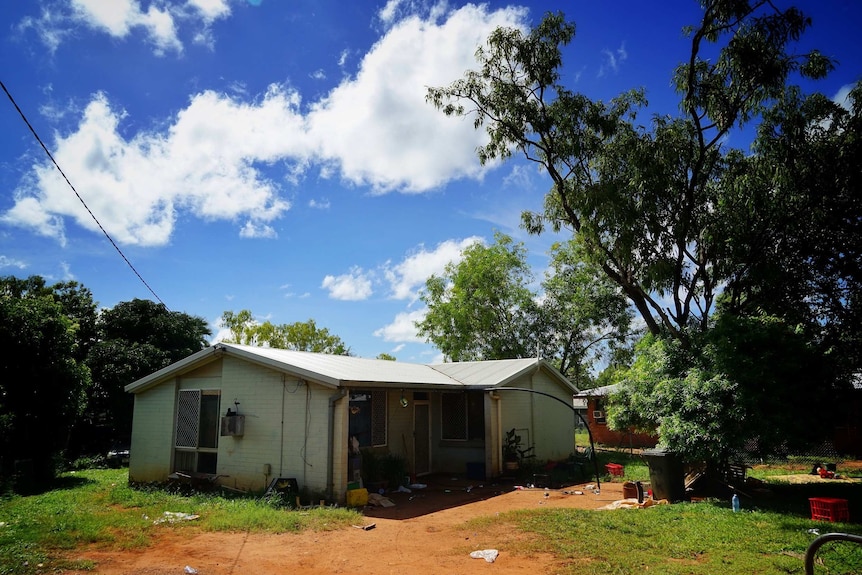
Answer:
[64,478,626,575]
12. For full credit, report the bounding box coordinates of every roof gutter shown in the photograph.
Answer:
[327,388,348,501]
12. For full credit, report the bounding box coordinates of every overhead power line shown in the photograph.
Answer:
[1,79,169,309]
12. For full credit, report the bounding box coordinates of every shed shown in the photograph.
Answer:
[125,343,579,501]
[573,384,657,449]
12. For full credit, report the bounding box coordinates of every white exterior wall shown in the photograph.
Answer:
[129,356,344,498]
[217,356,334,495]
[527,370,576,460]
[498,367,575,466]
[128,378,177,483]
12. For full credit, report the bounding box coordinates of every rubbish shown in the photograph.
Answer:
[409,483,427,489]
[465,485,473,493]
[808,528,820,535]
[154,512,200,525]
[514,485,525,490]
[470,549,499,563]
[585,484,596,490]
[732,493,740,513]
[184,567,198,574]
[367,493,395,507]
[599,498,669,510]
[352,523,376,530]
[396,485,412,493]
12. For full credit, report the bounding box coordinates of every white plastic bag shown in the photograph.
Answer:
[469,549,499,563]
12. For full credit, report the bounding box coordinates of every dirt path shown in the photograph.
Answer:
[65,480,625,575]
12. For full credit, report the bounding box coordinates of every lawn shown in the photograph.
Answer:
[0,468,361,574]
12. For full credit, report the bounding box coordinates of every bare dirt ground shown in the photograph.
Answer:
[63,477,626,575]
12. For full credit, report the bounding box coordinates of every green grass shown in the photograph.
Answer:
[0,468,361,575]
[500,501,861,574]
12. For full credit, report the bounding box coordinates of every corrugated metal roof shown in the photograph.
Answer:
[430,358,539,387]
[126,343,575,394]
[573,383,619,398]
[224,344,458,386]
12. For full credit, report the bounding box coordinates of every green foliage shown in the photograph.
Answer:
[0,276,93,486]
[427,3,855,348]
[416,232,538,363]
[416,233,632,382]
[81,298,210,447]
[503,428,522,462]
[428,1,859,465]
[220,311,351,355]
[609,313,835,462]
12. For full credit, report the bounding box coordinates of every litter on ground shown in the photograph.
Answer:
[153,512,200,525]
[599,498,669,510]
[367,493,395,507]
[470,549,499,563]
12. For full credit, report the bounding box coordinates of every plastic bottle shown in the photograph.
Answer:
[731,493,740,512]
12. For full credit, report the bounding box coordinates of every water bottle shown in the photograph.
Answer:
[732,493,740,512]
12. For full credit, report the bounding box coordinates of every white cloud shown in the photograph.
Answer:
[379,0,404,25]
[20,0,233,54]
[306,4,528,192]
[321,267,374,301]
[598,42,628,77]
[833,84,856,111]
[374,308,427,343]
[7,4,529,245]
[239,221,277,239]
[308,198,331,209]
[186,0,231,22]
[384,236,482,300]
[1,197,68,246]
[17,7,71,54]
[70,0,183,55]
[4,89,296,246]
[338,49,349,68]
[0,256,28,270]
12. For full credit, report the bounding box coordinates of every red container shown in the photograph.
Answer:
[809,497,850,522]
[605,463,624,477]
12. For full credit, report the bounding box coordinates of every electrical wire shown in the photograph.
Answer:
[1,79,168,309]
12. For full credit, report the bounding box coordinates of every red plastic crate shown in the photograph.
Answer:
[605,463,624,477]
[809,497,850,522]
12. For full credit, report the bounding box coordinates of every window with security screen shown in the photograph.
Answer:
[174,389,220,474]
[348,390,387,447]
[441,391,485,441]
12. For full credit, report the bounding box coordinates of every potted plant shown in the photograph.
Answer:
[503,428,521,471]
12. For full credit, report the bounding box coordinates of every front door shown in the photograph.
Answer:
[413,401,431,476]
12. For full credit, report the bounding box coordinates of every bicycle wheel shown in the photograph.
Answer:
[805,533,862,575]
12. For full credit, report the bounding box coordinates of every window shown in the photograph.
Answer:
[593,400,607,425]
[441,391,485,441]
[174,389,220,474]
[348,390,387,447]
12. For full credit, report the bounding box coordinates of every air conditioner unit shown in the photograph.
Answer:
[593,410,604,419]
[220,414,245,437]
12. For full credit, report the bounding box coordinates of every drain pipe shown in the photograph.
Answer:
[327,388,347,501]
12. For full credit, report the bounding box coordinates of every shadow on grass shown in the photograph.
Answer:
[750,481,862,522]
[4,473,97,496]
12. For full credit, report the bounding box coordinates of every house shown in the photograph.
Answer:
[125,343,580,501]
[573,384,656,449]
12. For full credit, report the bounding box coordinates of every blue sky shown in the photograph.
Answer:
[1,0,859,362]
